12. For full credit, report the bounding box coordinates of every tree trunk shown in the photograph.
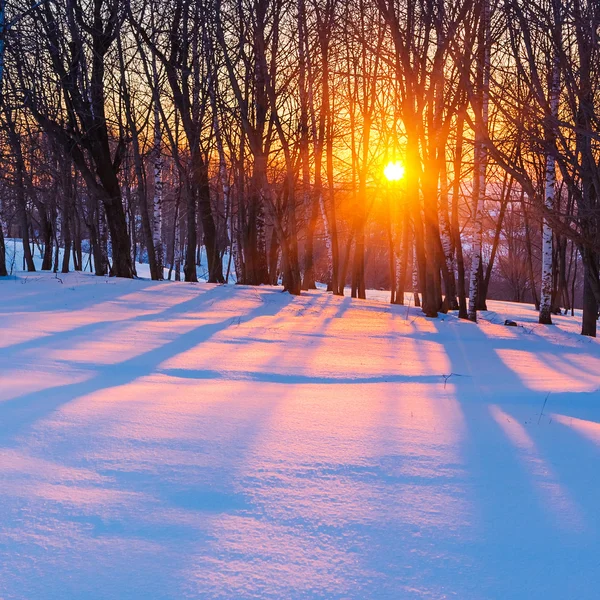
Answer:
[467,0,490,322]
[40,208,53,271]
[268,226,279,285]
[539,58,560,323]
[581,255,598,337]
[60,167,72,274]
[152,61,164,280]
[0,219,6,277]
[449,110,468,318]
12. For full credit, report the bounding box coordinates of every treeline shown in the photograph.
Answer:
[0,0,597,335]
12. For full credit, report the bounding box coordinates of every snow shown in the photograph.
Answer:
[1,268,599,599]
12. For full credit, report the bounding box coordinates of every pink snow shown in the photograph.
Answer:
[0,273,599,599]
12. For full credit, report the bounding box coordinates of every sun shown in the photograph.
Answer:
[383,160,405,182]
[384,160,405,181]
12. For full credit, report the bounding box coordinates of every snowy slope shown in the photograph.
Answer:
[0,272,599,599]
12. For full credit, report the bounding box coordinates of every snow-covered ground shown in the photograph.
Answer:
[1,270,599,599]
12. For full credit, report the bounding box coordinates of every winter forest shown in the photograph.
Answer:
[1,0,600,598]
[0,0,598,332]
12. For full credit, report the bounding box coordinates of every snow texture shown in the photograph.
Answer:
[0,265,599,598]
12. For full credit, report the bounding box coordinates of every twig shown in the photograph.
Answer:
[442,372,470,388]
[537,392,551,425]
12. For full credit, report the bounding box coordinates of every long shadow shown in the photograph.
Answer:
[245,287,330,329]
[0,287,294,444]
[162,368,446,386]
[172,297,370,595]
[0,284,229,358]
[389,314,598,400]
[435,319,593,596]
[4,282,295,362]
[83,294,341,559]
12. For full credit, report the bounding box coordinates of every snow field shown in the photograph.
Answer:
[0,271,599,599]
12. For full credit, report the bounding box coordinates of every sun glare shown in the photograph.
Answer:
[384,160,405,181]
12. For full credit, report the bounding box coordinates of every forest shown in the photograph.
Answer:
[0,0,598,335]
[2,1,600,596]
